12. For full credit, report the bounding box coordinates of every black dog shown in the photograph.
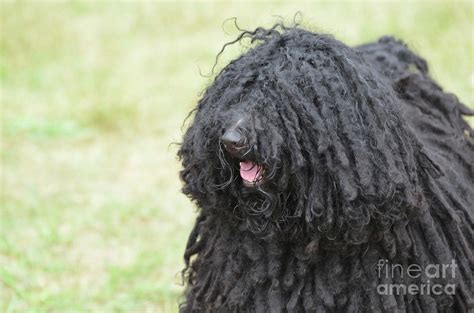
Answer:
[178,25,473,312]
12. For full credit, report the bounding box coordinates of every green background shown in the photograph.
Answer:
[1,1,472,312]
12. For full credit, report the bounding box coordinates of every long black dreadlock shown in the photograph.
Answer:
[177,24,473,312]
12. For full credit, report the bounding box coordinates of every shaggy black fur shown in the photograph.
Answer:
[178,25,474,312]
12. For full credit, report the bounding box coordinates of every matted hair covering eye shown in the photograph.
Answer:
[178,23,474,313]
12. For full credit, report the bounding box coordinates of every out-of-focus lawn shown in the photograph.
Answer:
[0,1,472,312]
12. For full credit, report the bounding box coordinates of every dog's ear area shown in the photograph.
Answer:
[178,122,212,202]
[291,119,437,245]
[178,121,238,210]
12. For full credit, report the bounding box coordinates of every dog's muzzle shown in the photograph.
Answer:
[221,128,264,187]
[221,128,247,156]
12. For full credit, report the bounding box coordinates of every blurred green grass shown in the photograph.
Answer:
[0,1,472,312]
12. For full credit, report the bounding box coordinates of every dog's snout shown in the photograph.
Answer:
[221,128,246,154]
[222,129,243,146]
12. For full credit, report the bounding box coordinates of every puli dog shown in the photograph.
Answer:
[177,25,473,312]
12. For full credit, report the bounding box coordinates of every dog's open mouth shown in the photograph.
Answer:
[239,160,264,187]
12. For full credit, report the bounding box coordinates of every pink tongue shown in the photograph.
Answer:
[240,161,262,182]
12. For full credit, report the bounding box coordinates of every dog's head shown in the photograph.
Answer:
[178,26,438,245]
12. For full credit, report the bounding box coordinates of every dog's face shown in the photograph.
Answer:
[219,112,264,188]
[217,105,288,189]
[179,28,433,242]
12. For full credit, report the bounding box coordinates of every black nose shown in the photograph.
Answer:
[221,129,246,154]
